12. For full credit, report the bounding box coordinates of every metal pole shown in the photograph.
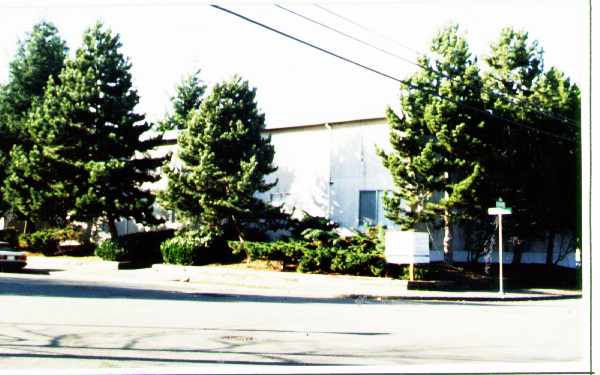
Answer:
[499,214,504,295]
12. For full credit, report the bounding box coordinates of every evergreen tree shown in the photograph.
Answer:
[378,24,486,262]
[525,68,580,264]
[160,76,276,241]
[480,28,546,264]
[0,21,67,215]
[4,22,164,236]
[157,70,206,131]
[482,28,580,264]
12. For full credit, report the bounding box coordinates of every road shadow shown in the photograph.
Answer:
[1,276,578,307]
[0,276,388,306]
[1,268,62,275]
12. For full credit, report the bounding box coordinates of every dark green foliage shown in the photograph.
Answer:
[4,22,164,233]
[298,227,386,276]
[0,22,67,215]
[19,227,82,256]
[95,240,127,261]
[289,212,338,239]
[160,228,226,265]
[230,226,387,277]
[160,76,276,243]
[157,70,206,131]
[300,228,339,245]
[482,28,580,264]
[116,229,175,265]
[0,22,67,123]
[229,240,305,265]
[377,24,487,261]
[0,229,18,246]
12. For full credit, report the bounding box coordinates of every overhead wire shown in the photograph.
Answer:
[312,3,580,130]
[211,4,576,144]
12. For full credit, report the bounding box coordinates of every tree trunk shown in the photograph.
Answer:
[546,231,555,265]
[107,218,119,240]
[443,210,453,263]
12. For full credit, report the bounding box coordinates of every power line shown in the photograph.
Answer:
[210,4,576,144]
[274,4,420,70]
[313,3,421,56]
[312,3,580,129]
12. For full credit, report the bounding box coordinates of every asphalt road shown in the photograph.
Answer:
[0,274,584,372]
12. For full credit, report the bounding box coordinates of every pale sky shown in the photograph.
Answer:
[0,0,588,128]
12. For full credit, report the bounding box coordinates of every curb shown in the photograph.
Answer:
[342,293,583,302]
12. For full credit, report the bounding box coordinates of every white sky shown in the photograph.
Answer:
[0,0,588,128]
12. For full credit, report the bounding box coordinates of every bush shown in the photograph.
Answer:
[95,240,127,261]
[230,240,305,265]
[290,212,337,239]
[297,246,337,273]
[161,228,224,265]
[0,228,18,246]
[20,227,83,255]
[230,226,387,277]
[117,229,175,265]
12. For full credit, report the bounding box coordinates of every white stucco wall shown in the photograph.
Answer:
[114,120,577,268]
[261,117,397,229]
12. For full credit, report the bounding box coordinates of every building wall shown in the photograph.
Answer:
[260,118,398,229]
[111,119,577,268]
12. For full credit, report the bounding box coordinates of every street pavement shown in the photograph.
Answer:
[13,255,583,301]
[0,256,588,373]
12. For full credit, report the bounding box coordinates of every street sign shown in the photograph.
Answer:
[488,198,512,297]
[496,198,506,209]
[488,207,512,215]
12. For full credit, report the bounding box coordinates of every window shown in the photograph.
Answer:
[359,191,377,225]
[359,190,391,226]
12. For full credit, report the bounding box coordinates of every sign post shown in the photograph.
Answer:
[488,198,512,296]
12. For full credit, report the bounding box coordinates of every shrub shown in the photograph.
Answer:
[95,240,127,261]
[297,246,337,273]
[230,240,305,265]
[0,229,18,246]
[232,225,388,277]
[301,228,339,246]
[20,227,83,255]
[330,245,386,276]
[117,229,175,265]
[290,212,337,239]
[161,227,224,265]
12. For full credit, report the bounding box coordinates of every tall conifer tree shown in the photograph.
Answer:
[161,76,276,240]
[482,28,580,264]
[4,22,164,235]
[378,24,486,262]
[0,21,67,216]
[158,70,206,131]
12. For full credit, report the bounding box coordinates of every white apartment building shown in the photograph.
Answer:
[105,116,579,267]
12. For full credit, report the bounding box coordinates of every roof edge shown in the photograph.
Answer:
[265,116,386,132]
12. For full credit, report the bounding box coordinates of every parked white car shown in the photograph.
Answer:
[0,241,27,271]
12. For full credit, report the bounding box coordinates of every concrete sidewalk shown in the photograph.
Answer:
[16,255,583,302]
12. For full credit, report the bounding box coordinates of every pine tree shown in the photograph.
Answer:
[157,70,206,131]
[4,22,164,236]
[525,68,580,265]
[378,24,486,262]
[482,28,580,265]
[160,76,276,241]
[0,21,67,215]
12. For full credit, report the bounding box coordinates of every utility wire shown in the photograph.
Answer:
[313,2,421,56]
[211,4,576,144]
[312,3,580,129]
[274,4,420,70]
